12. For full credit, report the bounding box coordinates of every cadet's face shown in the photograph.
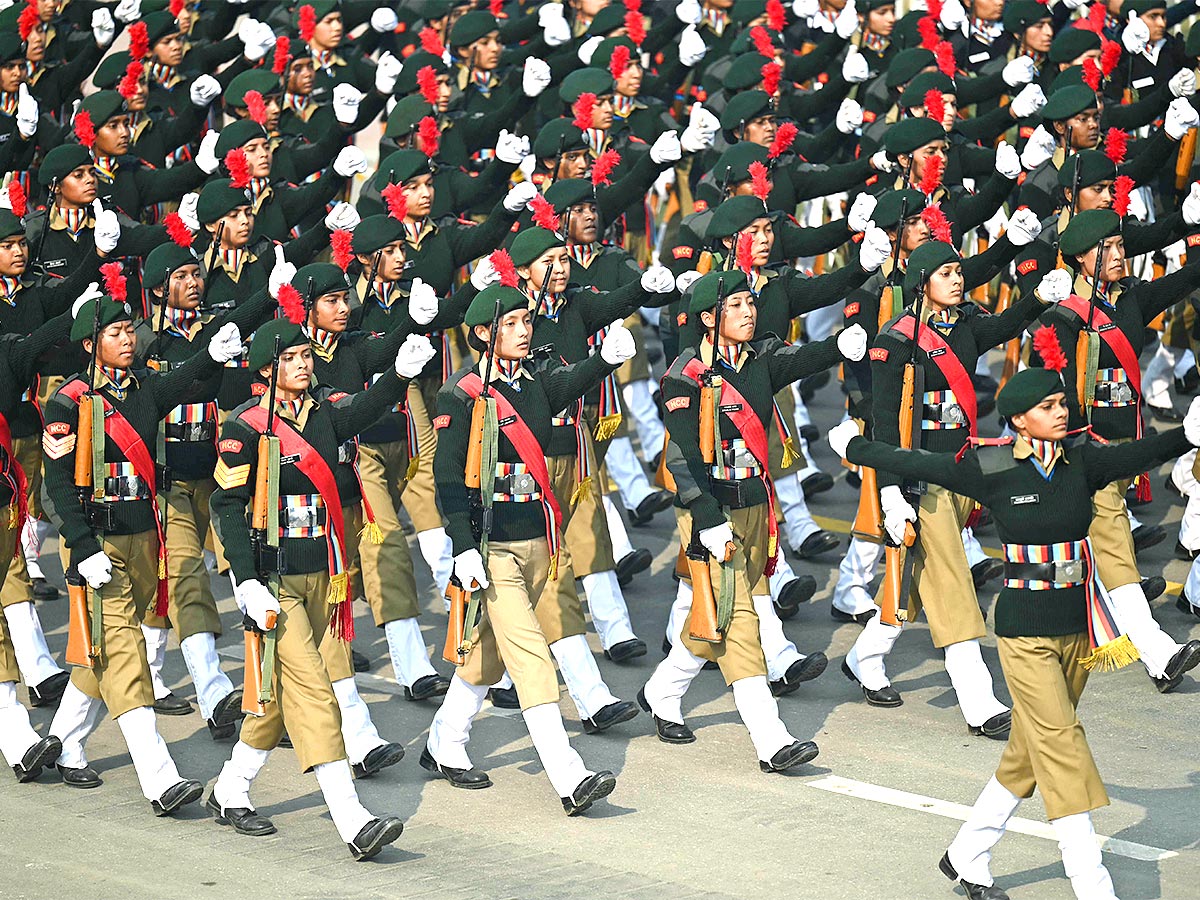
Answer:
[467,32,503,71]
[25,28,44,63]
[58,165,97,206]
[359,240,406,282]
[1012,392,1070,441]
[257,95,282,132]
[37,0,59,22]
[94,115,131,156]
[614,59,642,97]
[88,320,137,369]
[213,206,254,248]
[1074,180,1115,211]
[974,0,1003,21]
[312,13,343,49]
[865,6,895,37]
[1023,18,1054,54]
[700,291,757,344]
[310,290,350,332]
[153,33,185,68]
[743,114,777,146]
[1080,234,1125,282]
[521,247,571,294]
[1067,47,1102,70]
[164,263,203,309]
[591,95,615,130]
[267,345,314,396]
[123,74,149,111]
[911,95,958,131]
[1142,10,1167,43]
[288,59,315,94]
[723,219,774,267]
[242,137,273,178]
[568,201,598,243]
[556,148,590,180]
[0,236,29,276]
[925,261,964,309]
[0,61,25,93]
[571,0,608,15]
[1055,108,1101,150]
[403,173,435,218]
[435,74,453,113]
[476,308,533,360]
[900,215,930,254]
[905,140,949,185]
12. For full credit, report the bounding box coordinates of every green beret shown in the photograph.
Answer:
[723,53,775,93]
[224,70,282,109]
[374,149,433,191]
[1041,85,1097,122]
[885,117,946,156]
[1055,149,1115,190]
[860,0,895,10]
[1049,27,1102,64]
[464,284,529,328]
[141,11,181,46]
[71,296,133,342]
[589,37,639,73]
[885,48,936,89]
[294,1,339,29]
[533,118,588,160]
[996,366,1069,418]
[872,189,925,230]
[1059,208,1120,257]
[143,243,198,291]
[1187,24,1200,58]
[706,196,770,240]
[1050,65,1088,94]
[711,141,770,185]
[720,90,772,136]
[899,71,957,110]
[1123,0,1167,15]
[559,68,614,104]
[79,91,126,128]
[449,10,499,48]
[510,227,563,267]
[248,320,307,371]
[293,262,349,300]
[39,144,92,189]
[903,240,960,296]
[394,51,449,94]
[729,0,767,25]
[0,210,24,242]
[197,179,252,224]
[93,52,132,91]
[1003,0,1052,33]
[586,6,626,36]
[688,270,750,315]
[352,215,406,256]
[0,33,23,65]
[384,95,433,140]
[215,119,269,158]
[544,178,595,215]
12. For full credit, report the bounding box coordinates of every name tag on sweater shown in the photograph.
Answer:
[969,51,989,63]
[1133,76,1155,89]
[719,403,743,413]
[1010,494,1039,505]
[280,453,300,465]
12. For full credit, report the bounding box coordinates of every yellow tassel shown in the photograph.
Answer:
[360,521,384,545]
[328,571,349,606]
[405,454,420,482]
[8,505,16,528]
[780,437,800,469]
[767,531,777,562]
[570,475,593,507]
[593,413,621,443]
[1078,634,1140,672]
[158,555,166,579]
[548,550,559,581]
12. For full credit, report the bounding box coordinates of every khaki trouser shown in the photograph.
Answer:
[457,537,560,710]
[676,505,769,684]
[315,505,361,685]
[995,632,1109,820]
[0,511,18,682]
[540,454,593,644]
[615,313,650,385]
[240,570,347,772]
[159,478,222,640]
[356,440,421,624]
[1088,479,1140,590]
[883,483,986,648]
[0,435,41,610]
[560,414,617,578]
[68,531,159,719]
[400,377,448,534]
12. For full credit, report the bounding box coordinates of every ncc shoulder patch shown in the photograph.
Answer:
[869,347,889,362]
[250,383,267,396]
[1019,126,1033,139]
[433,414,452,430]
[665,396,690,411]
[672,246,694,259]
[1016,258,1038,275]
[862,110,876,123]
[328,392,349,402]
[844,301,860,317]
[45,421,71,436]
[676,312,688,327]
[41,431,75,459]
[694,200,708,212]
[1187,234,1200,247]
[214,458,251,490]
[218,439,243,454]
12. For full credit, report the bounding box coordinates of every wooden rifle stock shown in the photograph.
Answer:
[698,383,716,463]
[655,429,676,491]
[971,237,989,306]
[443,580,468,664]
[251,434,271,531]
[851,463,884,543]
[995,282,1018,390]
[1177,127,1197,191]
[73,394,93,490]
[65,570,94,668]
[241,610,277,717]
[464,398,486,489]
[687,540,734,643]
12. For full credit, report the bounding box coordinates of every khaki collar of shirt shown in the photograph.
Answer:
[95,367,138,394]
[214,247,258,282]
[152,303,209,341]
[404,218,437,249]
[699,336,754,372]
[456,66,499,92]
[478,355,533,384]
[1072,271,1122,305]
[259,393,315,431]
[1012,434,1069,468]
[48,205,94,232]
[356,273,406,310]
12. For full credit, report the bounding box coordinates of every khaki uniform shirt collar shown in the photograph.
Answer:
[699,337,754,372]
[1013,434,1068,466]
[259,393,315,431]
[478,356,533,383]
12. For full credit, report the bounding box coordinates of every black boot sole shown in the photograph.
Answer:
[349,817,404,861]
[418,750,493,789]
[563,772,616,816]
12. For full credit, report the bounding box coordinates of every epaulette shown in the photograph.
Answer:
[955,435,1013,464]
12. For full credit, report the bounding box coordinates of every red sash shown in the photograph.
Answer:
[0,411,28,550]
[888,315,978,437]
[60,379,168,614]
[681,356,779,576]
[239,404,353,640]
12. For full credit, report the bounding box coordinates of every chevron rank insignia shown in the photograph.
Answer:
[214,459,251,490]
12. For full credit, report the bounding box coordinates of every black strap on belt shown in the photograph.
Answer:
[1002,560,1079,583]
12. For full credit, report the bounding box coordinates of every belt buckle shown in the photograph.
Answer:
[288,507,318,529]
[944,403,966,426]
[1112,383,1133,404]
[1056,559,1083,583]
[513,472,535,494]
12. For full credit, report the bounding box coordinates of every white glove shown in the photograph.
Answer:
[939,0,968,33]
[113,0,141,24]
[1122,10,1150,55]
[324,201,360,232]
[676,0,702,24]
[1034,267,1072,304]
[93,201,121,254]
[453,548,489,591]
[1185,397,1200,446]
[994,140,1021,180]
[680,103,719,153]
[91,8,115,46]
[518,153,538,180]
[1009,83,1046,119]
[333,83,364,125]
[495,129,529,165]
[1170,68,1197,99]
[828,419,860,460]
[269,245,297,299]
[523,56,552,97]
[1183,182,1200,225]
[652,166,675,201]
[189,75,220,108]
[698,523,734,560]
[196,130,220,174]
[848,192,877,232]
[842,47,870,83]
[178,192,199,232]
[538,2,565,27]
[859,225,892,272]
[407,277,439,325]
[640,265,675,294]
[470,256,501,290]
[680,24,708,67]
[207,322,244,363]
[676,269,703,293]
[234,579,280,632]
[869,149,896,173]
[241,20,275,61]
[1165,97,1200,140]
[577,35,603,65]
[837,323,868,361]
[1020,125,1057,170]
[1005,207,1041,246]
[374,51,403,95]
[879,485,917,544]
[600,318,636,364]
[650,131,683,165]
[394,333,437,378]
[504,181,539,213]
[236,16,261,44]
[1002,56,1037,88]
[834,0,858,39]
[543,14,570,47]
[793,0,820,16]
[1061,0,1089,8]
[836,97,863,135]
[333,145,368,177]
[77,551,114,590]
[15,84,37,139]
[371,6,399,32]
[982,206,1008,242]
[71,282,104,320]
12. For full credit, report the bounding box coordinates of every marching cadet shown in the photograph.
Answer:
[43,286,243,813]
[831,333,1200,900]
[641,269,868,771]
[208,319,432,857]
[425,279,634,813]
[1033,210,1200,692]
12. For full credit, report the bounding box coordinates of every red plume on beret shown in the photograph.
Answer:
[924,89,945,124]
[592,148,620,186]
[224,148,251,189]
[1084,1,1107,33]
[18,4,37,41]
[490,0,503,17]
[1033,324,1068,373]
[918,17,940,51]
[920,203,953,243]
[128,21,150,60]
[382,182,408,221]
[766,0,787,33]
[170,0,185,17]
[1100,39,1121,76]
[768,122,798,159]
[624,9,646,46]
[750,26,776,60]
[609,44,631,80]
[331,229,354,272]
[489,248,519,288]
[298,4,317,43]
[1081,57,1102,91]
[118,60,144,101]
[623,0,641,12]
[530,193,561,231]
[927,0,944,19]
[748,161,770,201]
[101,261,127,304]
[572,92,596,131]
[1113,174,1134,217]
[278,283,306,324]
[1105,128,1127,165]
[736,230,755,274]
[417,66,441,108]
[418,116,440,157]
[6,180,27,219]
[164,212,194,248]
[73,112,95,150]
[761,61,782,97]
[244,90,268,126]
[419,26,445,57]
[919,155,945,195]
[934,41,956,77]
[272,36,292,76]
